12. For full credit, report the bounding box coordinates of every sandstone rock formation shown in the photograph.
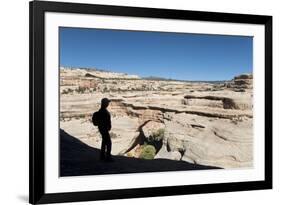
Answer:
[225,73,253,91]
[60,67,253,169]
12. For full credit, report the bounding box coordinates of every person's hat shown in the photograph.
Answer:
[101,98,111,104]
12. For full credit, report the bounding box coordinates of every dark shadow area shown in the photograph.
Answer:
[60,129,220,177]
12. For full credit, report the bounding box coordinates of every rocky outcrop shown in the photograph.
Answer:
[184,93,252,110]
[60,68,253,169]
[155,146,182,161]
[142,121,165,139]
[60,129,219,176]
[225,73,253,91]
[161,113,253,168]
[60,116,140,156]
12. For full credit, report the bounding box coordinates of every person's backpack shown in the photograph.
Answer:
[92,111,100,126]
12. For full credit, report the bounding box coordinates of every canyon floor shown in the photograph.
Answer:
[60,67,253,176]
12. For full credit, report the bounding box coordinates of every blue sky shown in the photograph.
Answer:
[59,27,253,81]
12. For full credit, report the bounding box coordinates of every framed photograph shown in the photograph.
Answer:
[29,0,272,204]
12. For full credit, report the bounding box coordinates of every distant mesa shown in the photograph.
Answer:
[225,73,253,91]
[61,66,233,82]
[61,66,140,80]
[234,73,253,80]
[143,76,174,81]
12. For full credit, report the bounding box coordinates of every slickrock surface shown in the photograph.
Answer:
[60,67,253,169]
[60,129,219,176]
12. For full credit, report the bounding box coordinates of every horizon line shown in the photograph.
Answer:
[60,65,251,82]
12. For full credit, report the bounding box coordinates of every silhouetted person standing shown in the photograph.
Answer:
[98,98,113,162]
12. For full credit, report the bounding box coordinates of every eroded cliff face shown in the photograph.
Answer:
[60,68,253,169]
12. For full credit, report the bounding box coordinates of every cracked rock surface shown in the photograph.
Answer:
[60,68,253,169]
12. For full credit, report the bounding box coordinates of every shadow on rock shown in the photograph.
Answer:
[60,129,220,177]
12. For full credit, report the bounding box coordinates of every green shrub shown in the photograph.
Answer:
[139,145,156,160]
[75,86,87,93]
[62,89,68,94]
[62,88,73,94]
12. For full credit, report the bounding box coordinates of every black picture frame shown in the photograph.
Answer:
[29,0,272,204]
